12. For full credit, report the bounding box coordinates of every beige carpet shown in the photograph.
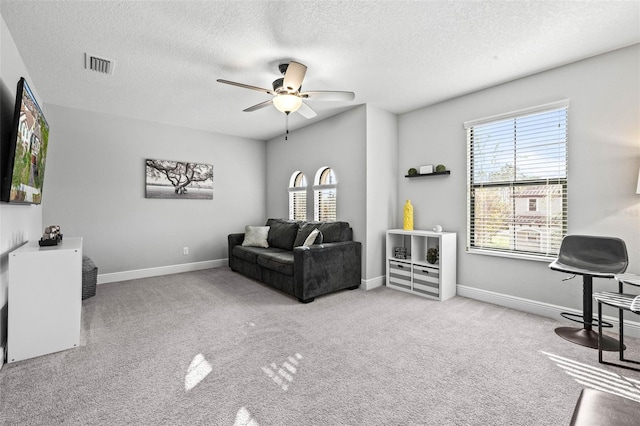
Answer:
[1,267,639,425]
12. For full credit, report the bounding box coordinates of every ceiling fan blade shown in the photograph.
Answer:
[217,79,274,95]
[297,101,317,119]
[283,61,307,92]
[301,91,355,101]
[243,99,273,112]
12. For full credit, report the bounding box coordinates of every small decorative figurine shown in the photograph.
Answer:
[427,247,439,264]
[39,225,62,246]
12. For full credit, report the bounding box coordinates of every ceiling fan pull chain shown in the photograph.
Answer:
[285,112,290,141]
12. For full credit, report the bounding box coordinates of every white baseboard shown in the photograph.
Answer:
[457,284,640,339]
[361,275,384,290]
[97,259,227,285]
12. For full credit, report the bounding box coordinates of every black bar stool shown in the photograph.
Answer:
[549,235,628,350]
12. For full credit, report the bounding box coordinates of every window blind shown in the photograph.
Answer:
[288,190,307,221]
[465,101,568,259]
[288,171,307,221]
[314,188,337,221]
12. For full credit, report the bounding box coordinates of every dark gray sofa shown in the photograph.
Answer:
[228,218,362,303]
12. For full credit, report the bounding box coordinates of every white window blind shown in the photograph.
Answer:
[314,167,337,222]
[288,171,307,221]
[465,101,568,259]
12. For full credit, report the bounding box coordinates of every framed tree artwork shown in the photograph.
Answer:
[145,159,213,199]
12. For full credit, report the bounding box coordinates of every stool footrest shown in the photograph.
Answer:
[560,311,613,328]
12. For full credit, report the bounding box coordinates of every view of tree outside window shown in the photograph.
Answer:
[466,104,568,258]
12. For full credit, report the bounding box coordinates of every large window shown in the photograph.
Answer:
[314,167,337,222]
[288,171,307,221]
[465,101,568,260]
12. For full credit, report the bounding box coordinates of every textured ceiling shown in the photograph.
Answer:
[1,1,639,140]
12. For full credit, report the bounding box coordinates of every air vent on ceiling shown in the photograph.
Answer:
[84,53,114,75]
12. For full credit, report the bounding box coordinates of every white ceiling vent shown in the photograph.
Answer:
[84,53,114,75]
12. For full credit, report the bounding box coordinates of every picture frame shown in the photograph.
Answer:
[145,159,213,200]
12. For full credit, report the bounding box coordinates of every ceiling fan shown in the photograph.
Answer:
[216,61,355,119]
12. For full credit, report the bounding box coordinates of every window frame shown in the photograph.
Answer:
[464,100,569,262]
[313,166,337,222]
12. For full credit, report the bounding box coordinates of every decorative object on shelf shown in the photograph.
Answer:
[405,170,451,178]
[407,167,418,176]
[433,225,443,232]
[39,225,62,246]
[426,247,439,264]
[420,165,434,175]
[393,247,407,259]
[403,199,414,230]
[435,164,447,173]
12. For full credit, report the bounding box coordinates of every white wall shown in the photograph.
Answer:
[42,105,266,277]
[398,44,640,310]
[0,13,44,363]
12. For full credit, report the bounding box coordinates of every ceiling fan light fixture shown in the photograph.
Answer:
[273,94,302,114]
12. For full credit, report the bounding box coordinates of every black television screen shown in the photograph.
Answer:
[1,77,49,204]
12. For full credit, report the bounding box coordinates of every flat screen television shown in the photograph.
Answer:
[1,77,50,204]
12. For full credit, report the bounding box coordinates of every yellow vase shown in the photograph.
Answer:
[403,200,414,230]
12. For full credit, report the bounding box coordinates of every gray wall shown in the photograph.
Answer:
[265,104,399,285]
[42,105,266,275]
[365,105,398,283]
[265,105,368,271]
[398,44,640,310]
[0,13,43,359]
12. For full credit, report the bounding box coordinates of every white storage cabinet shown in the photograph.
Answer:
[386,229,456,301]
[8,237,83,363]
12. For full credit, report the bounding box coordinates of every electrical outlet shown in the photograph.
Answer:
[183,247,189,255]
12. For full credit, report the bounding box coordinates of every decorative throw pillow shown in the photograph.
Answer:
[302,228,323,247]
[242,226,270,248]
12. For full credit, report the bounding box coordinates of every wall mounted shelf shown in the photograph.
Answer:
[405,170,451,178]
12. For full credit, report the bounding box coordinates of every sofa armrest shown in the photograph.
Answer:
[293,241,362,301]
[228,233,245,267]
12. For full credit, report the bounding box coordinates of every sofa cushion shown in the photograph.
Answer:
[233,245,286,264]
[257,251,295,276]
[242,225,270,248]
[265,219,300,250]
[317,221,352,242]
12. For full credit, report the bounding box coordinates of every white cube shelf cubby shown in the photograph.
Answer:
[386,229,456,301]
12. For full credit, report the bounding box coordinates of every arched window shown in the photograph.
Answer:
[314,167,337,222]
[288,171,307,220]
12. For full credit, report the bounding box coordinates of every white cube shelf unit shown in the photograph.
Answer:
[386,229,456,301]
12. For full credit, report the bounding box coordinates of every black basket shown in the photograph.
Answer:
[82,255,98,300]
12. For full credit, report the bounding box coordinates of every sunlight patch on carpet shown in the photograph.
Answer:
[234,406,259,426]
[262,353,303,391]
[542,351,640,402]
[185,353,212,391]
